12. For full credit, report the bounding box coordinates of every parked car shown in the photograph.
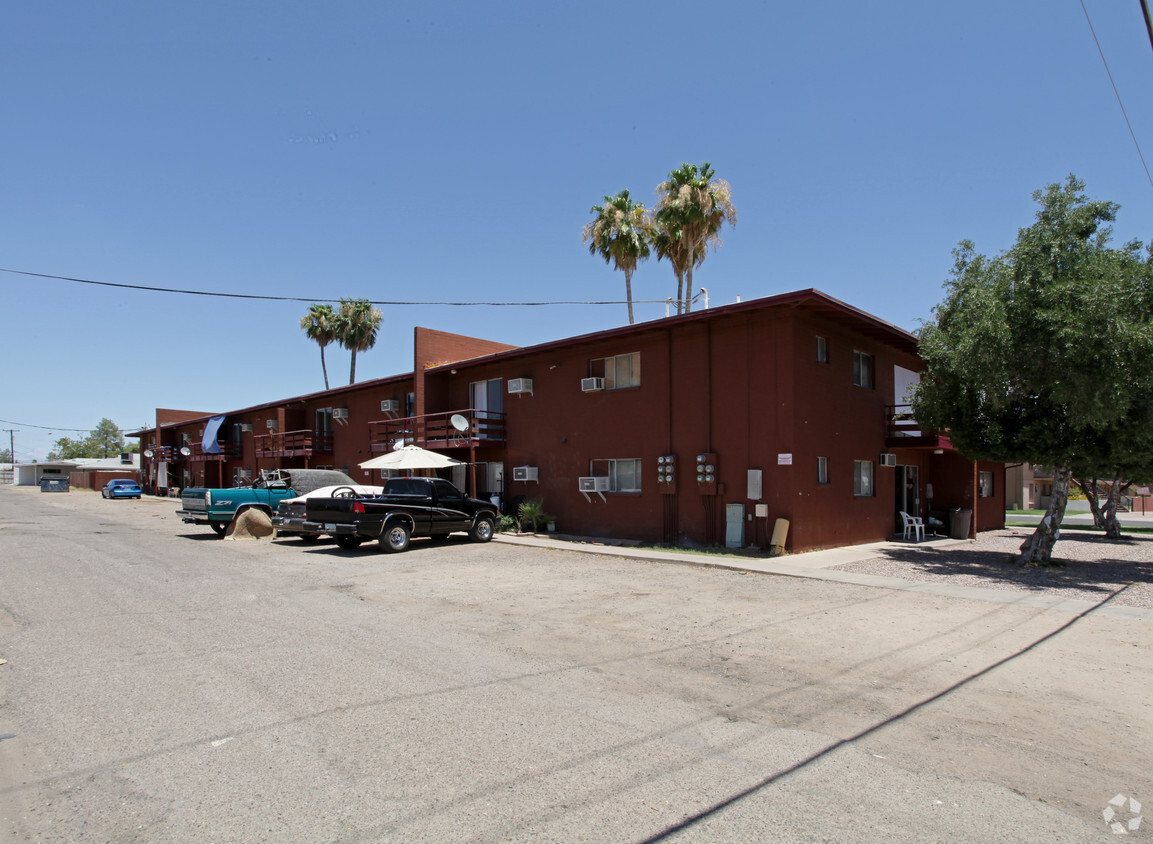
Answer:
[303,476,498,552]
[102,479,142,499]
[177,469,359,536]
[273,483,385,542]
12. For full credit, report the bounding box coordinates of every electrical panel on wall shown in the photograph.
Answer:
[657,454,677,494]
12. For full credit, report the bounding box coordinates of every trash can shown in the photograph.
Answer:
[39,476,70,493]
[949,508,972,539]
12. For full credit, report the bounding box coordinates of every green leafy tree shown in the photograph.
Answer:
[912,176,1153,564]
[46,419,128,460]
[300,303,339,390]
[583,189,653,325]
[652,162,736,314]
[47,437,85,460]
[336,298,383,385]
[0,448,12,463]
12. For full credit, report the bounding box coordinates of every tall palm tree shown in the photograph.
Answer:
[582,189,653,325]
[653,162,737,314]
[299,303,338,390]
[336,298,383,384]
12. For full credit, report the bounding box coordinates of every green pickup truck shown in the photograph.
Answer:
[177,469,358,536]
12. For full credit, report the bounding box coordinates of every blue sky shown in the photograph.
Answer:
[3,1,1152,461]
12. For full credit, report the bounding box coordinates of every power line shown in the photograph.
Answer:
[1081,0,1153,191]
[0,417,90,433]
[0,267,675,307]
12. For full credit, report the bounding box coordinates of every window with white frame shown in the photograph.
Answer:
[817,456,829,485]
[816,336,828,364]
[853,351,874,389]
[589,352,641,389]
[853,460,874,497]
[590,458,642,492]
[315,407,332,435]
[978,471,994,498]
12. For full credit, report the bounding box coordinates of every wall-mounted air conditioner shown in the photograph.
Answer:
[240,423,253,433]
[265,419,277,430]
[578,476,610,492]
[380,400,400,412]
[581,377,605,392]
[879,453,897,467]
[513,466,538,482]
[508,378,533,395]
[332,408,350,420]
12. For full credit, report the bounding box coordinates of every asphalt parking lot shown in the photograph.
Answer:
[1,486,1150,842]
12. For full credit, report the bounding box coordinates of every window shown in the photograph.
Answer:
[590,458,642,492]
[590,352,641,389]
[816,336,828,363]
[469,378,503,415]
[978,471,994,498]
[853,461,874,497]
[853,351,874,389]
[315,407,332,435]
[817,456,829,485]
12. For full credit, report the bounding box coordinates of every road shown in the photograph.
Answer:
[0,486,1149,842]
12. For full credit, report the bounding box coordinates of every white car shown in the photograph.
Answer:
[272,483,385,544]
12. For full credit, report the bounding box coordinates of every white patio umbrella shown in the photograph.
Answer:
[358,445,464,471]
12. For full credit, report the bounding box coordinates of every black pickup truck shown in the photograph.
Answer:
[303,477,499,552]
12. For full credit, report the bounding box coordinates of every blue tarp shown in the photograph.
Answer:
[202,415,226,455]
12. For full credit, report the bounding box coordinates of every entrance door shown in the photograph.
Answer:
[895,465,920,517]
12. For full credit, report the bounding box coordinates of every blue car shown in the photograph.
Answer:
[102,479,142,499]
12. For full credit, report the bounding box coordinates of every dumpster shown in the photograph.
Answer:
[40,476,70,493]
[949,508,972,539]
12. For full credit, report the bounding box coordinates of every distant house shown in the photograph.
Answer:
[11,453,140,490]
[134,290,1004,552]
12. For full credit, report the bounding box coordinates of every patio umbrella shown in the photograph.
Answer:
[358,445,464,471]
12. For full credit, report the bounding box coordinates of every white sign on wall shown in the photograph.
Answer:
[777,453,793,466]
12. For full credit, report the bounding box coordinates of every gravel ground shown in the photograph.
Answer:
[834,527,1153,608]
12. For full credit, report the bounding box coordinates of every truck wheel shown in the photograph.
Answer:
[210,522,228,536]
[334,534,363,550]
[469,516,495,543]
[380,523,411,553]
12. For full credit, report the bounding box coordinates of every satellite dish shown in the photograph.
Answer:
[180,446,192,456]
[450,414,469,432]
[143,449,153,458]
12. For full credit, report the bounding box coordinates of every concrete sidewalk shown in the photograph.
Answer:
[493,532,1153,623]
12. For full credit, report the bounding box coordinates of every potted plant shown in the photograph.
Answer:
[517,498,552,534]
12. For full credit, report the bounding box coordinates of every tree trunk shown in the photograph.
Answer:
[1018,466,1071,565]
[320,345,330,390]
[685,265,694,314]
[349,350,357,385]
[675,271,684,316]
[624,268,635,325]
[1103,475,1123,539]
[1079,476,1104,527]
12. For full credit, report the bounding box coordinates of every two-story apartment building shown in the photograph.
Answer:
[135,290,1003,552]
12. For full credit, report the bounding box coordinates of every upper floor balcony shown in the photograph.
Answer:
[368,409,506,454]
[886,405,953,451]
[254,429,334,458]
[185,441,241,461]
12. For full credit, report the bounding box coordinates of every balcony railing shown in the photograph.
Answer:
[185,441,241,461]
[369,409,505,453]
[254,429,334,458]
[886,405,952,450]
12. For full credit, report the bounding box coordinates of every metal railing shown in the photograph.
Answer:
[368,409,505,452]
[253,429,334,457]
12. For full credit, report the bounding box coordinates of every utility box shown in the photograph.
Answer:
[725,503,744,548]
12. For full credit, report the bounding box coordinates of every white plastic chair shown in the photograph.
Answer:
[900,511,925,542]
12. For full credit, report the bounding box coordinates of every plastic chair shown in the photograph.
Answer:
[900,511,925,542]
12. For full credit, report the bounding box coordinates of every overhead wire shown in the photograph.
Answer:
[1081,0,1153,191]
[0,267,678,307]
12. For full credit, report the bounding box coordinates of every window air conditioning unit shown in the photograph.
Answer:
[120,453,132,465]
[879,453,897,467]
[240,423,253,433]
[581,377,605,392]
[513,466,538,482]
[332,408,350,420]
[265,419,277,430]
[380,400,400,412]
[578,476,610,492]
[508,378,533,395]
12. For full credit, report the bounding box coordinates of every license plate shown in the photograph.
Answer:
[324,523,336,532]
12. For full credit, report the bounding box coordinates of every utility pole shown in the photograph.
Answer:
[3,429,16,463]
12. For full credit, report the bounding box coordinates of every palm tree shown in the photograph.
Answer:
[653,162,737,314]
[299,303,339,390]
[336,298,383,384]
[582,189,653,325]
